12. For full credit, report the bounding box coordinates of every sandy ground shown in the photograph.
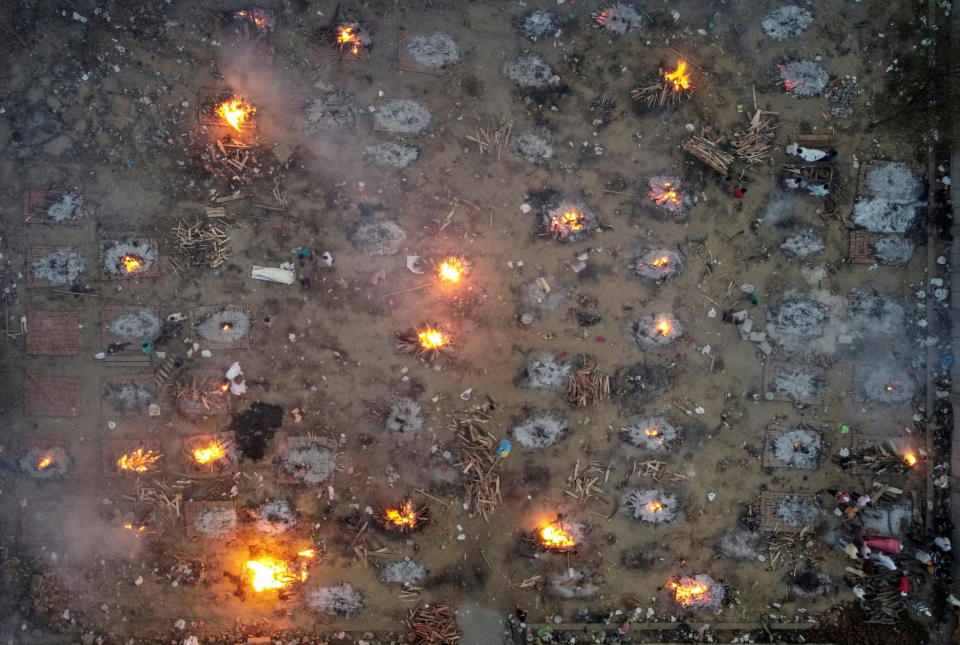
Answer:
[0,0,950,642]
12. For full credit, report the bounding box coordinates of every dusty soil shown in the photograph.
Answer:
[0,0,949,643]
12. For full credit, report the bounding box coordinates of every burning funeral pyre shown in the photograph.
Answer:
[668,574,725,609]
[19,446,70,479]
[245,548,313,593]
[623,417,679,452]
[647,175,689,215]
[396,325,453,360]
[532,517,578,553]
[214,97,257,132]
[622,488,681,525]
[101,238,158,278]
[116,447,162,474]
[436,256,470,286]
[176,376,231,414]
[633,248,684,282]
[184,434,236,476]
[853,441,920,474]
[861,366,916,404]
[542,203,598,242]
[335,23,372,56]
[222,7,275,37]
[631,60,694,109]
[376,500,428,533]
[631,313,683,347]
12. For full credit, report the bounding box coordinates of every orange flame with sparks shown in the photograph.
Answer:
[539,522,576,550]
[418,328,449,351]
[216,98,256,132]
[117,448,160,473]
[337,24,362,55]
[656,319,672,336]
[246,557,297,592]
[650,182,682,207]
[647,500,665,513]
[664,60,692,92]
[121,255,142,273]
[904,452,918,467]
[192,440,226,465]
[549,211,585,235]
[385,501,419,529]
[437,257,465,284]
[37,456,54,470]
[669,579,711,606]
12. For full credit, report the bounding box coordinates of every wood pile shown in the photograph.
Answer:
[631,78,693,109]
[733,110,780,164]
[566,360,610,408]
[859,573,905,624]
[407,604,461,645]
[454,407,502,522]
[170,219,231,270]
[631,458,688,483]
[564,459,606,503]
[212,137,256,175]
[681,134,734,174]
[175,377,227,410]
[854,443,910,474]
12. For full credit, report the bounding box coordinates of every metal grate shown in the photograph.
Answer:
[759,491,817,533]
[856,160,919,198]
[761,360,825,406]
[847,230,910,266]
[24,374,81,416]
[26,310,80,356]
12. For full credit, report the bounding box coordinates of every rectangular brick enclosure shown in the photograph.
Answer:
[185,500,237,539]
[24,374,80,417]
[759,491,817,533]
[181,431,238,479]
[101,375,158,418]
[848,230,911,266]
[101,305,161,346]
[191,304,251,349]
[762,360,825,406]
[101,438,163,478]
[176,370,232,416]
[26,246,86,288]
[26,309,80,356]
[23,189,86,225]
[398,30,456,76]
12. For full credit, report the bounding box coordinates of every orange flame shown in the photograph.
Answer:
[117,448,160,473]
[539,521,576,550]
[37,456,54,470]
[669,579,710,606]
[216,98,256,132]
[549,211,585,236]
[417,328,449,351]
[192,440,226,465]
[651,256,671,268]
[647,500,665,513]
[649,182,682,207]
[384,501,419,529]
[656,319,672,336]
[437,257,465,284]
[337,24,362,55]
[234,9,268,28]
[122,523,147,534]
[121,254,142,273]
[664,60,692,92]
[220,382,230,392]
[644,428,661,438]
[246,557,297,592]
[904,452,918,467]
[298,548,315,558]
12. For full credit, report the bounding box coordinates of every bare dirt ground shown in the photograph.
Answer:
[0,0,954,643]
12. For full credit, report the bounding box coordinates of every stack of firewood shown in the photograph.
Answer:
[454,408,502,522]
[407,604,462,644]
[733,110,780,164]
[681,134,734,174]
[566,360,610,408]
[170,219,231,270]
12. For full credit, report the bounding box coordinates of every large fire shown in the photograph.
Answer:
[418,328,450,351]
[384,501,419,530]
[37,456,54,470]
[120,254,143,273]
[215,98,256,132]
[549,211,586,237]
[664,60,692,92]
[337,24,363,55]
[655,318,672,336]
[538,521,576,551]
[246,557,297,592]
[649,182,682,208]
[437,257,466,284]
[669,578,711,606]
[116,448,161,473]
[192,440,227,465]
[651,256,671,268]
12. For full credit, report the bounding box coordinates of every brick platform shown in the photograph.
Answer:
[26,309,80,356]
[24,374,80,417]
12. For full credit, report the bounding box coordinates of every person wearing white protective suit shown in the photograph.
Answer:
[786,143,838,162]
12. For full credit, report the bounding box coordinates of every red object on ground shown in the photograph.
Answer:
[595,336,606,343]
[732,188,746,199]
[866,537,903,555]
[896,577,909,593]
